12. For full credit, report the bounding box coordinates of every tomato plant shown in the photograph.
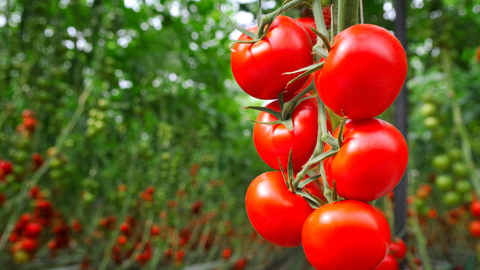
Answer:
[231,16,314,100]
[253,96,331,172]
[302,200,391,270]
[324,118,408,201]
[318,24,407,119]
[245,171,323,247]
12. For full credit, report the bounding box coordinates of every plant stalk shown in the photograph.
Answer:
[441,50,480,195]
[337,0,359,33]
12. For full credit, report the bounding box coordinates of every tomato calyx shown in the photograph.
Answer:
[277,152,325,209]
[219,0,308,51]
[304,117,346,168]
[244,89,315,131]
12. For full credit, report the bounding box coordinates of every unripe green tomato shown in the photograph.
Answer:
[64,164,75,175]
[455,180,472,194]
[94,120,105,129]
[443,191,461,206]
[424,117,440,129]
[422,93,437,103]
[13,165,24,175]
[86,126,97,137]
[49,169,64,180]
[448,148,463,162]
[98,98,111,110]
[414,198,425,209]
[83,191,94,202]
[5,174,15,184]
[15,137,31,150]
[435,175,454,191]
[432,155,450,171]
[420,103,437,117]
[452,162,469,178]
[14,150,29,163]
[89,109,98,118]
[87,118,95,126]
[49,157,63,169]
[13,250,29,264]
[64,139,74,148]
[96,111,106,120]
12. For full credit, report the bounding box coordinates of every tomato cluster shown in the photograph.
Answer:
[230,3,408,269]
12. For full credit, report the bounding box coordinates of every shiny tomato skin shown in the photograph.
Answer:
[245,171,323,247]
[389,237,406,260]
[254,96,331,172]
[231,16,313,100]
[324,118,408,201]
[318,24,407,119]
[296,17,317,45]
[375,255,400,270]
[302,200,391,270]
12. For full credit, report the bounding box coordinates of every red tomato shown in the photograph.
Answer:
[318,24,407,119]
[21,238,39,253]
[231,16,313,100]
[375,254,399,270]
[23,222,42,238]
[296,8,332,45]
[324,118,408,201]
[469,220,480,238]
[470,200,480,218]
[302,200,391,270]
[253,95,331,172]
[0,160,13,176]
[245,171,323,247]
[389,237,406,260]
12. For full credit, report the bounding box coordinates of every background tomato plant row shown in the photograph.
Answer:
[1,0,480,269]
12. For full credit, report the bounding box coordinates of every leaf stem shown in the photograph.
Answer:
[337,0,359,33]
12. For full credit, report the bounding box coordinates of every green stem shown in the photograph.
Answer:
[410,210,433,270]
[311,0,328,45]
[256,0,306,37]
[337,0,359,32]
[98,143,139,270]
[441,50,480,195]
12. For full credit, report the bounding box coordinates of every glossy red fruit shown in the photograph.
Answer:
[476,46,480,63]
[150,224,160,236]
[222,248,232,260]
[21,238,39,253]
[231,16,313,100]
[24,223,42,238]
[245,171,323,247]
[469,220,480,238]
[470,200,480,218]
[318,24,407,119]
[389,237,406,260]
[0,160,13,176]
[302,201,391,270]
[324,118,408,201]
[375,254,399,270]
[253,95,331,172]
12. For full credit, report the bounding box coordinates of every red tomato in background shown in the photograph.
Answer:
[302,200,391,270]
[318,24,407,119]
[389,237,406,260]
[469,220,480,238]
[476,46,480,63]
[231,16,313,100]
[471,200,480,218]
[324,118,408,201]
[245,171,324,247]
[375,254,400,270]
[296,7,331,46]
[253,96,331,172]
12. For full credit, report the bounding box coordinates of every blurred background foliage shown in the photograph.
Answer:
[1,0,480,269]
